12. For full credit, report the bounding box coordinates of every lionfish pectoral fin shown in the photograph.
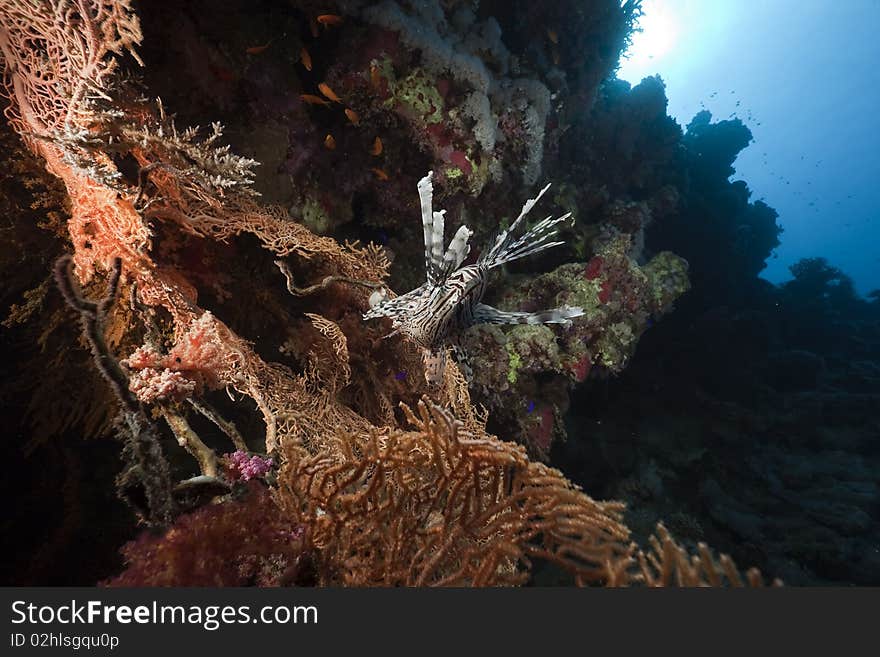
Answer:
[450,344,473,381]
[473,303,585,326]
[422,347,447,387]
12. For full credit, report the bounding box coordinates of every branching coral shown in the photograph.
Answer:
[278,399,630,586]
[112,397,773,587]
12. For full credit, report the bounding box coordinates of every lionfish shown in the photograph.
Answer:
[364,171,584,385]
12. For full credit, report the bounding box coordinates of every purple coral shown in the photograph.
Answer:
[223,450,274,481]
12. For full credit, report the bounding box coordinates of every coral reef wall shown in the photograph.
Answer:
[554,101,878,585]
[0,0,807,586]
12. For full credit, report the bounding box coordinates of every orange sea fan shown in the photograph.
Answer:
[277,399,633,586]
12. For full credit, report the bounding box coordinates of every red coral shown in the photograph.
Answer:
[571,354,592,382]
[599,280,613,304]
[425,122,454,148]
[447,150,473,175]
[584,256,604,280]
[104,482,305,587]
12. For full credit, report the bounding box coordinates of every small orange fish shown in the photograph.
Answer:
[246,41,271,55]
[300,94,330,106]
[317,14,343,27]
[546,29,559,45]
[318,82,343,103]
[300,47,312,71]
[371,167,389,181]
[370,136,383,156]
[344,108,360,125]
[324,134,336,150]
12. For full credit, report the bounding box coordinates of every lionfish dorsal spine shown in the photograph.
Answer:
[481,181,553,266]
[418,171,439,284]
[486,212,573,269]
[440,224,473,278]
[431,210,446,274]
[418,171,453,286]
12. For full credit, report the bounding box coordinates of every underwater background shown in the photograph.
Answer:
[0,0,877,586]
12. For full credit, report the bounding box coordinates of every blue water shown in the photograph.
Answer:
[618,0,880,296]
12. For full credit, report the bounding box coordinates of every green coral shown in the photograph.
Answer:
[595,321,637,370]
[644,251,690,313]
[513,263,606,322]
[299,195,353,235]
[506,342,522,384]
[301,197,331,235]
[499,325,564,386]
[508,325,563,373]
[389,68,444,124]
[465,152,496,195]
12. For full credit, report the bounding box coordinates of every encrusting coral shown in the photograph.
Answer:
[1,0,774,586]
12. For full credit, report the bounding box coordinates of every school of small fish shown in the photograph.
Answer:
[294,15,382,172]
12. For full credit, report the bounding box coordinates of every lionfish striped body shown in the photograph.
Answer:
[365,171,584,385]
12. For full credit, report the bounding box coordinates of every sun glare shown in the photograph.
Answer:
[618,0,679,82]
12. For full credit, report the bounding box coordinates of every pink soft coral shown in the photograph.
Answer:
[127,368,197,403]
[122,312,234,403]
[223,451,274,482]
